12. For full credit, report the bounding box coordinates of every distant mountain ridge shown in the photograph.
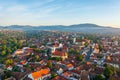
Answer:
[0,23,120,35]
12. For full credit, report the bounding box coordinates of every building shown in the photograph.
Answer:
[51,50,68,60]
[66,63,74,70]
[28,68,51,80]
[14,49,23,55]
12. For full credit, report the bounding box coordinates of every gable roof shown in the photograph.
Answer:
[66,64,73,68]
[52,51,66,56]
[31,68,50,79]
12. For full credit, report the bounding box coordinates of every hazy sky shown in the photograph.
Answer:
[0,0,120,27]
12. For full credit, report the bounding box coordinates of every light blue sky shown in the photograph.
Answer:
[0,0,120,27]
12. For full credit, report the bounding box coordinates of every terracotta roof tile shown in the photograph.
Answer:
[31,68,50,79]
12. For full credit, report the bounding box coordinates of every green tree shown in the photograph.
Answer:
[2,45,6,50]
[4,70,13,79]
[117,69,120,77]
[7,48,12,54]
[99,45,104,51]
[1,50,6,55]
[77,54,83,61]
[17,41,22,48]
[47,61,53,69]
[94,74,105,80]
[104,67,113,78]
[5,59,13,66]
[35,55,40,61]
[51,72,57,78]
[97,54,104,59]
[69,48,79,54]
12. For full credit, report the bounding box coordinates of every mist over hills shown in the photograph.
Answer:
[0,23,120,34]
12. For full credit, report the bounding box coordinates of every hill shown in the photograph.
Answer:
[0,23,120,34]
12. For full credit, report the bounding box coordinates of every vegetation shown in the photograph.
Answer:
[69,48,79,54]
[94,74,105,80]
[77,54,83,61]
[47,61,53,69]
[49,57,62,61]
[51,72,57,78]
[97,54,104,59]
[104,64,114,78]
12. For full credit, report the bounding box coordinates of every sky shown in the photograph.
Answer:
[0,0,120,28]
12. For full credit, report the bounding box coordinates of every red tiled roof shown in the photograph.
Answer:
[66,64,73,68]
[31,68,50,80]
[20,60,27,65]
[62,71,72,77]
[52,51,66,56]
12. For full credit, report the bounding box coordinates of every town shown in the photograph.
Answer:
[0,30,120,80]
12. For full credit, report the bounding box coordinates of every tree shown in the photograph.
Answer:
[1,50,6,55]
[77,54,83,61]
[4,70,13,79]
[30,45,37,48]
[49,57,62,61]
[7,48,12,54]
[117,69,120,77]
[51,72,57,78]
[17,41,22,48]
[94,74,105,80]
[104,67,113,78]
[5,59,13,66]
[35,55,40,62]
[69,48,79,54]
[13,46,17,51]
[47,61,53,69]
[46,49,51,57]
[2,45,6,50]
[99,45,104,51]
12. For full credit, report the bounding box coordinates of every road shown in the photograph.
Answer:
[85,48,93,61]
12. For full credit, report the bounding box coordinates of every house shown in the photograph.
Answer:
[93,48,99,54]
[24,47,34,54]
[20,60,27,65]
[52,76,67,80]
[70,70,81,78]
[61,71,78,80]
[81,70,90,80]
[57,68,63,74]
[28,68,51,80]
[14,49,23,55]
[51,50,68,60]
[61,71,73,79]
[7,66,13,71]
[66,63,74,70]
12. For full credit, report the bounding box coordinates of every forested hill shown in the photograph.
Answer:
[0,23,120,34]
